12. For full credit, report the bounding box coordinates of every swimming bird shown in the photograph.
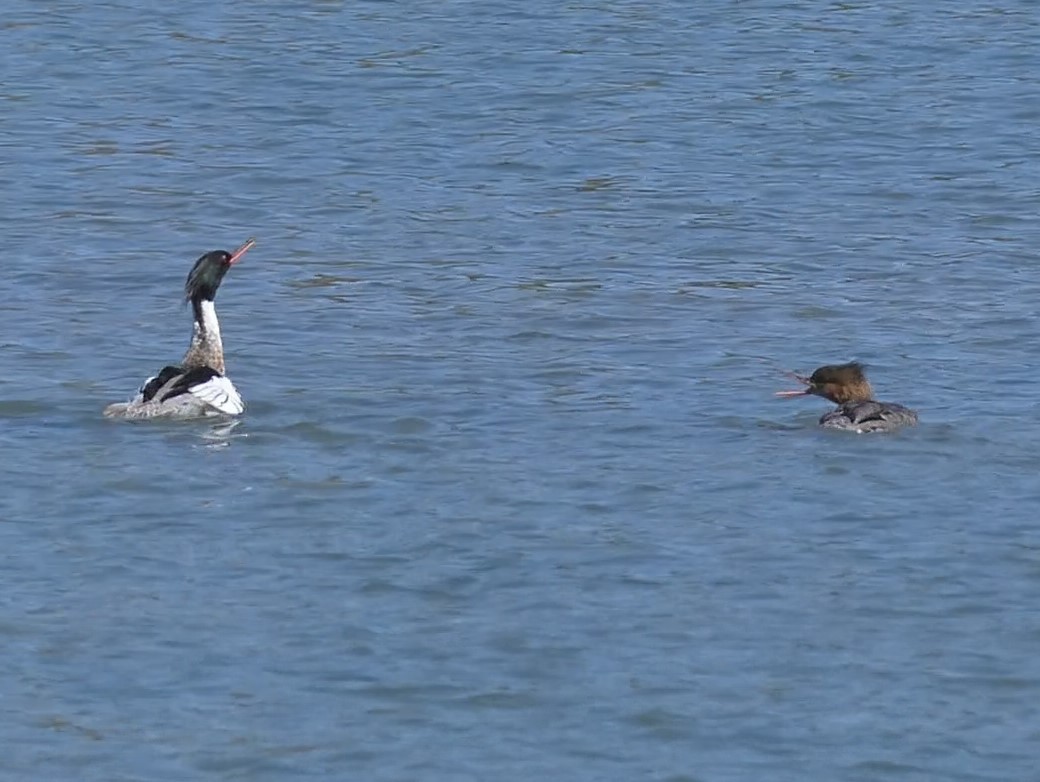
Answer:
[775,362,918,433]
[103,238,254,420]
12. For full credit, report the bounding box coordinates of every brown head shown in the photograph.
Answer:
[776,362,875,405]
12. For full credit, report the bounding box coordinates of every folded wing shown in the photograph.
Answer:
[140,365,244,415]
[186,372,245,415]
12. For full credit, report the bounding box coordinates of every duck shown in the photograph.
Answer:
[103,238,254,420]
[776,362,918,433]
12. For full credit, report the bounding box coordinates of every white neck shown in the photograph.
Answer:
[184,298,226,373]
[196,299,222,344]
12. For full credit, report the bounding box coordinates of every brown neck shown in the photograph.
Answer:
[827,380,874,405]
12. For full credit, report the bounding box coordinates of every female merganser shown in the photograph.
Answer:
[103,238,255,420]
[776,362,918,433]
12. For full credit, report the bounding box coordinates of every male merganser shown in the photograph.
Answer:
[776,362,918,433]
[103,238,255,420]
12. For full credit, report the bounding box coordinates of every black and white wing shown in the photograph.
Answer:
[150,366,244,415]
[186,371,245,415]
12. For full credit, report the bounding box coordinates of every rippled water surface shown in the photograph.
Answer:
[3,1,1040,779]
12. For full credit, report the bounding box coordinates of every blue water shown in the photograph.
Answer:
[3,1,1040,779]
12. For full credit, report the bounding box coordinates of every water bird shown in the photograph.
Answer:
[775,362,918,433]
[104,238,255,420]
